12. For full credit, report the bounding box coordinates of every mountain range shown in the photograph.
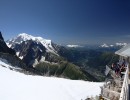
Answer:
[5,33,98,81]
[0,32,120,81]
[100,43,127,48]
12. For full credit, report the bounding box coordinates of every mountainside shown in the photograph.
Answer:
[0,32,15,55]
[6,33,96,81]
[0,32,31,74]
[58,47,119,81]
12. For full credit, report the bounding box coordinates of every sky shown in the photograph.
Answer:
[0,0,130,45]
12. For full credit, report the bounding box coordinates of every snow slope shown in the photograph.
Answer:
[0,59,103,100]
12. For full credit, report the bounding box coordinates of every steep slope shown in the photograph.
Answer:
[35,61,98,80]
[0,32,15,55]
[0,32,31,73]
[58,47,119,81]
[0,59,103,100]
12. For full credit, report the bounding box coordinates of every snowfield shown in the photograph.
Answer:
[0,59,103,100]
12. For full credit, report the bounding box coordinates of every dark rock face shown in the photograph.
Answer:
[0,31,4,41]
[0,32,15,55]
[21,40,46,67]
[10,40,52,67]
[0,52,26,68]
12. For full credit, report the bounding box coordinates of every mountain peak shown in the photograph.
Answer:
[17,33,37,41]
[0,31,4,41]
[18,33,29,36]
[100,43,109,48]
[0,32,15,55]
[18,33,33,38]
[16,33,51,42]
[6,33,57,55]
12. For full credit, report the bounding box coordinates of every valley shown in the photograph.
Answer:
[5,33,122,81]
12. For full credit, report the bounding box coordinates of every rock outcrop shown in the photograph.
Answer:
[0,32,15,55]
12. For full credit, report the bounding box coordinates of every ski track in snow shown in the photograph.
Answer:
[0,59,103,100]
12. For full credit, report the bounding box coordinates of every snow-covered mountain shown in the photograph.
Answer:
[100,43,127,48]
[6,33,57,55]
[67,45,83,48]
[100,43,109,48]
[115,43,127,46]
[0,58,103,100]
[6,33,60,67]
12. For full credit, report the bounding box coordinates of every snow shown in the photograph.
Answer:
[100,43,127,48]
[33,59,39,67]
[16,52,20,56]
[0,58,21,70]
[67,45,83,48]
[100,43,109,48]
[6,33,57,55]
[0,59,103,100]
[6,43,12,48]
[39,56,45,62]
[19,56,23,60]
[110,45,114,47]
[116,43,127,46]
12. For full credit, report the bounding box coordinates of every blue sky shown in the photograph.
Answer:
[0,0,130,45]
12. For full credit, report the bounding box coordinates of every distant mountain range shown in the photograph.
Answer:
[66,45,83,48]
[100,43,127,48]
[66,43,127,48]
